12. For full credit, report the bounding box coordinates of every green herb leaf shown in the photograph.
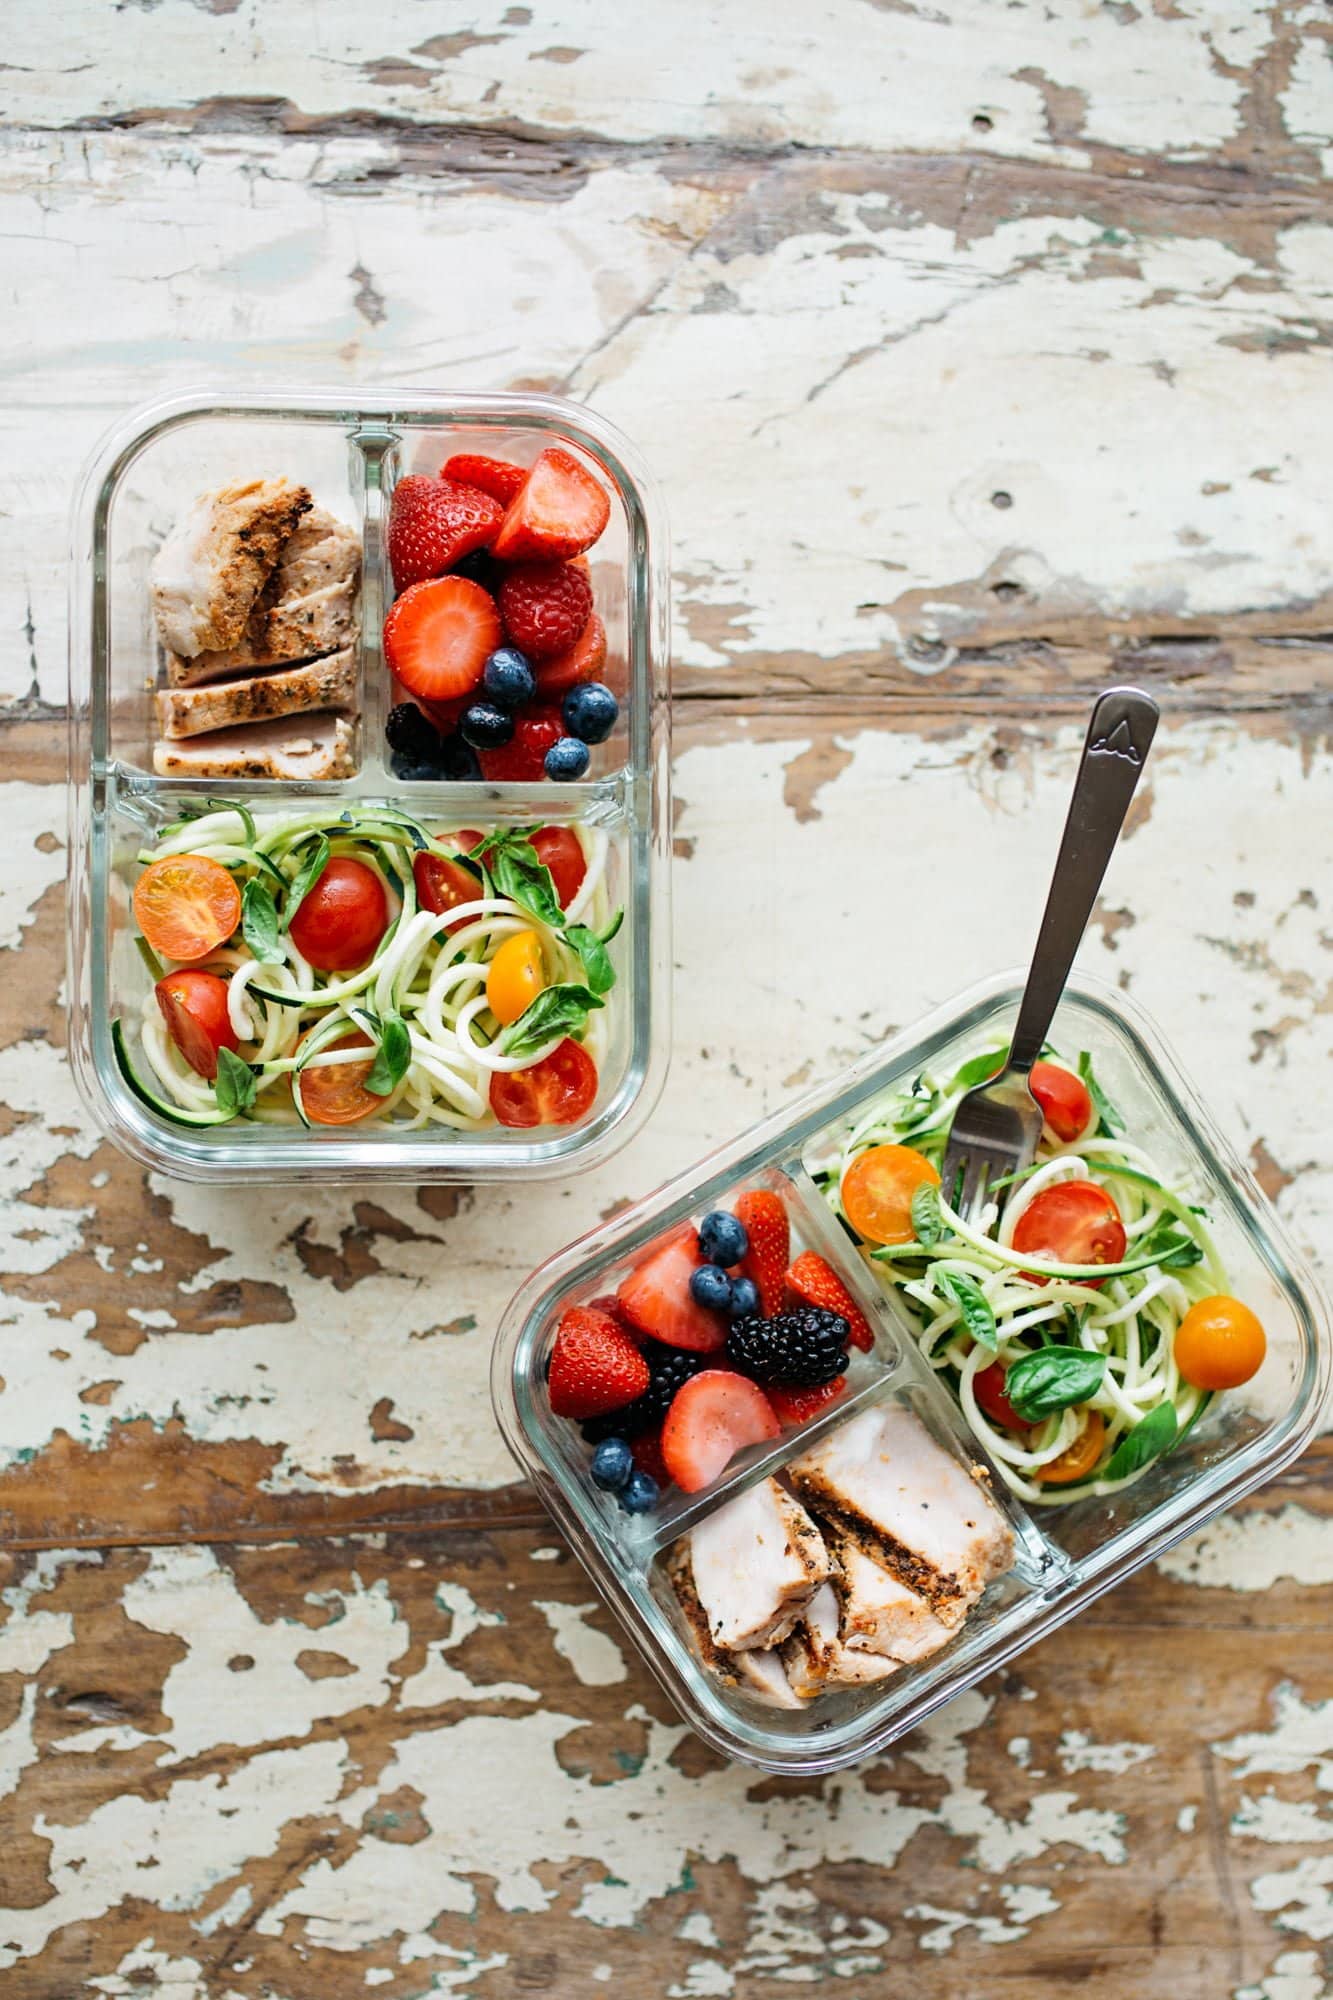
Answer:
[1006,1345,1106,1422]
[213,1046,258,1119]
[561,912,622,997]
[1137,1219,1204,1270]
[241,877,284,964]
[281,835,330,933]
[1103,1399,1178,1482]
[474,830,564,928]
[500,982,603,1059]
[936,1268,998,1350]
[952,1048,1005,1092]
[1077,1050,1125,1137]
[910,1181,943,1247]
[365,1011,411,1096]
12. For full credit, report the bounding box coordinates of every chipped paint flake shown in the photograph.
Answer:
[534,1599,628,1686]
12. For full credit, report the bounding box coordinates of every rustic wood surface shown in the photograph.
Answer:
[2,4,1331,1994]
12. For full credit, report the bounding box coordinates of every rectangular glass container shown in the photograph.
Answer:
[492,973,1330,1774]
[67,389,670,1181]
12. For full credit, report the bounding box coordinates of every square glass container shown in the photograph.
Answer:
[67,389,670,1181]
[493,973,1330,1773]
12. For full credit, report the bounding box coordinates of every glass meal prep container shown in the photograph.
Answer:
[493,972,1330,1775]
[67,389,670,1181]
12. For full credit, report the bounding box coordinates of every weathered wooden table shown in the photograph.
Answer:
[2,6,1331,1995]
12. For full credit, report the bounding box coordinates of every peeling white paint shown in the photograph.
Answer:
[534,1599,628,1687]
[1235,1949,1333,2000]
[1057,1729,1157,1776]
[1160,1507,1333,1592]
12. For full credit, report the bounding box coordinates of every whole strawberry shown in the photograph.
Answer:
[389,475,502,592]
[786,1250,874,1352]
[443,453,527,506]
[734,1190,790,1319]
[548,1305,650,1420]
[498,562,594,659]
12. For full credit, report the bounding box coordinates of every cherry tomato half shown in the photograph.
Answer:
[841,1144,940,1246]
[1038,1409,1106,1484]
[1174,1295,1266,1390]
[973,1359,1024,1430]
[155,970,239,1081]
[296,1030,382,1126]
[414,845,485,935]
[531,826,586,910]
[1029,1060,1094,1144]
[489,1039,597,1128]
[487,929,545,1026]
[134,854,241,964]
[1011,1180,1127,1284]
[288,858,388,972]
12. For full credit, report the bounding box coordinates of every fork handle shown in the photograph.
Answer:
[1009,686,1159,1075]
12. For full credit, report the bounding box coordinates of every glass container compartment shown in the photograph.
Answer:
[67,389,670,1181]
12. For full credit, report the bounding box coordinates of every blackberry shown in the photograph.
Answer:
[452,548,506,594]
[582,1342,704,1442]
[725,1307,849,1387]
[386,702,442,762]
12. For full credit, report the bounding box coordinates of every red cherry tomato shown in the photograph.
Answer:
[973,1359,1024,1430]
[413,847,486,934]
[1011,1180,1127,1285]
[1030,1060,1094,1143]
[296,1030,383,1126]
[531,826,587,909]
[489,1039,597,1128]
[155,970,239,1081]
[288,858,388,972]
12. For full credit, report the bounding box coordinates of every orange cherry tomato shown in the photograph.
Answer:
[489,1039,598,1128]
[1039,1409,1106,1484]
[1029,1060,1094,1143]
[296,1030,383,1126]
[487,929,545,1026]
[841,1145,941,1246]
[134,854,241,964]
[973,1359,1024,1430]
[155,970,238,1081]
[1174,1295,1267,1390]
[531,826,586,909]
[288,858,388,972]
[1011,1181,1127,1285]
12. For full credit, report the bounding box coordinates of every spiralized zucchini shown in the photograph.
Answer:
[814,1049,1228,1505]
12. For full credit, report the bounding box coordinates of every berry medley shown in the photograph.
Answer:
[382,447,620,783]
[544,1190,881,1513]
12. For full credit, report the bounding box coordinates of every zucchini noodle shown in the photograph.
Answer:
[125,806,619,1133]
[814,1047,1228,1505]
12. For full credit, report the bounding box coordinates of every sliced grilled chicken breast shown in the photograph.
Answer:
[666,1544,807,1708]
[151,478,311,659]
[151,712,354,782]
[155,648,357,740]
[827,1530,953,1665]
[781,1583,900,1698]
[684,1478,829,1654]
[166,508,362,685]
[730,1646,806,1709]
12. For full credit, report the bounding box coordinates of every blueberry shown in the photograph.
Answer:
[386,702,442,761]
[727,1275,760,1320]
[390,751,444,783]
[483,646,536,709]
[461,701,516,749]
[439,733,481,781]
[620,1469,659,1515]
[689,1264,734,1313]
[590,1438,632,1493]
[699,1209,749,1269]
[561,680,619,744]
[544,736,591,781]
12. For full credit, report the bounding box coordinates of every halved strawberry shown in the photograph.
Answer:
[630,1428,671,1489]
[548,1305,650,1420]
[617,1226,729,1353]
[382,576,501,706]
[734,1190,790,1319]
[442,453,527,506]
[786,1251,874,1353]
[661,1370,781,1492]
[767,1376,848,1428]
[388,475,502,591]
[532,613,607,696]
[492,446,611,563]
[498,562,594,659]
[477,705,564,781]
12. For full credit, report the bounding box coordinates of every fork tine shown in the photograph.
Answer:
[960,1151,990,1221]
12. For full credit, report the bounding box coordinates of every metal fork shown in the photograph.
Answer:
[940,686,1160,1219]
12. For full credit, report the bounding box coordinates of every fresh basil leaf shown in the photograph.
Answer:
[241,877,284,964]
[213,1046,258,1119]
[1103,1400,1178,1482]
[500,982,603,1059]
[952,1048,1004,1092]
[281,835,330,933]
[1077,1050,1125,1137]
[937,1268,998,1350]
[474,830,564,928]
[910,1181,943,1247]
[561,922,619,996]
[1006,1345,1106,1422]
[1137,1219,1204,1270]
[365,1011,411,1096]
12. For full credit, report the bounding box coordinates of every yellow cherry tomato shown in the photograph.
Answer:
[841,1144,940,1246]
[1039,1409,1106,1485]
[1174,1295,1266,1390]
[487,929,545,1026]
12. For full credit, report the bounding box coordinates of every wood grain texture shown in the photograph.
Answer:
[2,0,1332,1993]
